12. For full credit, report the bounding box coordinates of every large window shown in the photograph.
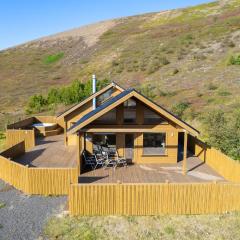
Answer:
[92,134,116,153]
[143,133,166,155]
[124,99,136,123]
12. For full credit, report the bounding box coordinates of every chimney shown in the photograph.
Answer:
[92,74,96,110]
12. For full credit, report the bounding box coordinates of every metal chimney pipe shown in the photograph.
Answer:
[92,74,96,110]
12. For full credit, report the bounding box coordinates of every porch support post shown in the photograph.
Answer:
[77,132,82,174]
[182,131,188,175]
[64,121,68,146]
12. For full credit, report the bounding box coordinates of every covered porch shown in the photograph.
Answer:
[76,126,190,175]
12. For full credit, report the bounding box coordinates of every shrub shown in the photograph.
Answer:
[218,90,231,96]
[203,110,240,160]
[25,78,110,114]
[159,56,170,65]
[138,84,156,100]
[208,83,218,90]
[171,101,191,118]
[172,68,179,75]
[228,55,240,65]
[26,94,48,114]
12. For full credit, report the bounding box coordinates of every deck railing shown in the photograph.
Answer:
[69,182,240,215]
[0,142,78,195]
[194,138,240,183]
[6,129,35,151]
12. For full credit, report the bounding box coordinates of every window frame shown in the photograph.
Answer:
[142,132,167,156]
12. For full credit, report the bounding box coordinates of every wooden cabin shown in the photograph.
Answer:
[57,82,199,174]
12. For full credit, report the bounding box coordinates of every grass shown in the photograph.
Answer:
[0,202,5,209]
[0,131,6,151]
[0,0,240,147]
[43,52,64,64]
[44,212,240,240]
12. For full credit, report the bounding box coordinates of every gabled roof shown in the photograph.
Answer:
[67,88,200,136]
[57,82,124,119]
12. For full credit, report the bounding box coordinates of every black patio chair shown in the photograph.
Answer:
[82,151,96,170]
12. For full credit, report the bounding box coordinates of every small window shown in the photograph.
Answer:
[143,133,166,155]
[96,89,113,106]
[124,99,136,123]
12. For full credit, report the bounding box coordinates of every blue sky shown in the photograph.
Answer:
[0,0,212,50]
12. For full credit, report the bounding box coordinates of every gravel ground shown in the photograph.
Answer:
[0,180,67,240]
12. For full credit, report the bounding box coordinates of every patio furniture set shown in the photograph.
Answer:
[83,149,127,170]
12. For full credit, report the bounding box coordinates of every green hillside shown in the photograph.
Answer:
[0,0,240,157]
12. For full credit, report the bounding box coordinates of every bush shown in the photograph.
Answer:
[138,84,156,100]
[172,68,179,75]
[25,78,110,114]
[26,95,48,114]
[228,55,240,65]
[203,110,240,160]
[171,101,191,118]
[208,83,218,90]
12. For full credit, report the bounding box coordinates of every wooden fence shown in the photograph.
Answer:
[1,141,25,159]
[6,129,35,151]
[0,143,78,195]
[7,117,35,129]
[69,183,240,216]
[194,139,240,183]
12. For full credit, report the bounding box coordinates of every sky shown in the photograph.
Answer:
[0,0,212,50]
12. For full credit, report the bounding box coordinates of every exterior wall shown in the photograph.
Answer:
[86,98,180,164]
[68,134,77,146]
[133,129,178,164]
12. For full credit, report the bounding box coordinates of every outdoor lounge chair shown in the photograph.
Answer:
[102,151,117,169]
[115,152,127,167]
[94,154,105,169]
[83,151,96,169]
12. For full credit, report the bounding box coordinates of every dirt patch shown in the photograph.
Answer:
[34,20,116,47]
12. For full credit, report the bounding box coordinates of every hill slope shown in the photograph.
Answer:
[0,0,240,128]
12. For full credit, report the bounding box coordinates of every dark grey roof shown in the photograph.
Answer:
[67,88,134,133]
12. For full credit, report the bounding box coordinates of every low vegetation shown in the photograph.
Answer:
[44,212,240,240]
[202,109,240,160]
[228,54,240,65]
[0,131,5,151]
[25,79,109,114]
[171,102,191,119]
[0,202,5,209]
[43,52,64,64]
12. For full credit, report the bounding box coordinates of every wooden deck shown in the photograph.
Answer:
[13,134,77,168]
[79,157,226,183]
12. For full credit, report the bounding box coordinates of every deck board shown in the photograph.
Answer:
[79,157,226,184]
[13,134,77,168]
